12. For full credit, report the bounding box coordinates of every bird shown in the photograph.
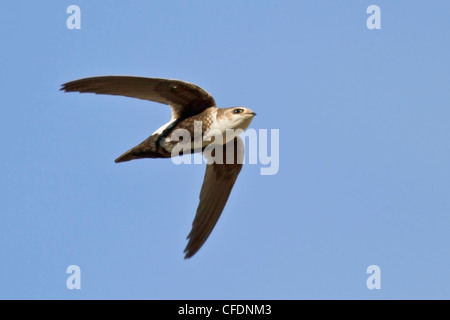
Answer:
[60,76,256,258]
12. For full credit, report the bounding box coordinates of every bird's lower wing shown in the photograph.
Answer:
[184,137,245,259]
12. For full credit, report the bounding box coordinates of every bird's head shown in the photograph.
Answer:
[222,107,256,131]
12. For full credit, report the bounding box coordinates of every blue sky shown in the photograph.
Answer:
[1,1,449,299]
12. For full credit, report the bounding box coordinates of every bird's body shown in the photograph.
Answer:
[61,76,256,258]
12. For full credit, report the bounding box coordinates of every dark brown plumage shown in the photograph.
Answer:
[61,76,255,258]
[184,137,244,258]
[61,76,216,119]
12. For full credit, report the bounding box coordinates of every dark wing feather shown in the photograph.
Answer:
[184,137,245,259]
[60,76,216,119]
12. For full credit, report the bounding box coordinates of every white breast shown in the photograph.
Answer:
[203,110,241,145]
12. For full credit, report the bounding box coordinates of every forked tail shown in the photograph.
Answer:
[114,145,169,163]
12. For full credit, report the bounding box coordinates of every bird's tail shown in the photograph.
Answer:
[114,145,168,163]
[114,148,141,163]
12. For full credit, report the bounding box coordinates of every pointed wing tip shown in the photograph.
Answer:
[183,236,201,259]
[183,238,193,258]
[183,248,195,259]
[60,82,77,93]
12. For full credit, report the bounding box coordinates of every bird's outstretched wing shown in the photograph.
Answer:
[184,137,245,259]
[60,76,216,119]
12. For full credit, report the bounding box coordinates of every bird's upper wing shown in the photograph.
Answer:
[184,137,245,259]
[60,76,216,119]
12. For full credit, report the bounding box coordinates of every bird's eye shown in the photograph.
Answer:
[233,108,243,114]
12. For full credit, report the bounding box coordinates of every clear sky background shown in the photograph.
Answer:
[1,1,449,299]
